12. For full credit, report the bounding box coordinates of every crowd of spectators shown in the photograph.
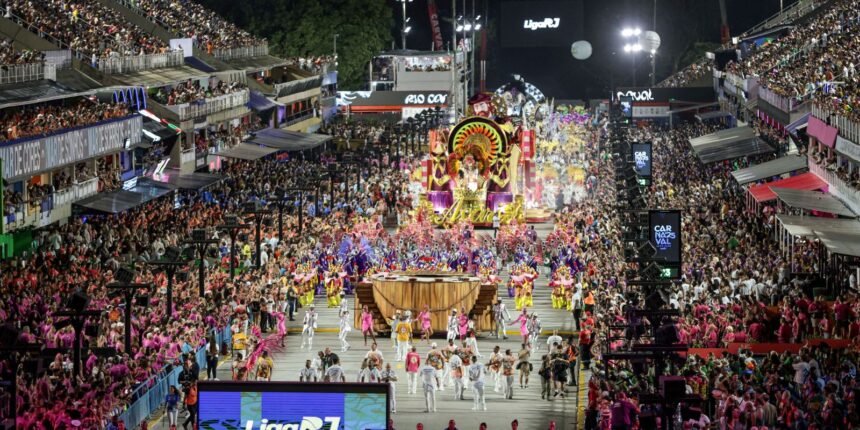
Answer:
[657,58,713,88]
[1,117,418,428]
[285,55,336,74]
[0,99,132,142]
[404,61,451,72]
[578,114,860,430]
[7,0,168,59]
[0,38,44,65]
[120,0,265,52]
[152,80,247,106]
[723,0,860,120]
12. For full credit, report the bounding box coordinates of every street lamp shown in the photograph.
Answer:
[243,201,272,268]
[106,268,152,356]
[622,27,660,86]
[185,228,219,297]
[217,215,245,281]
[400,0,413,49]
[146,246,188,321]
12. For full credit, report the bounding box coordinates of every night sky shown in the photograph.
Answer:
[388,0,792,99]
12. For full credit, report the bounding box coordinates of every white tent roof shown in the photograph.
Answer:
[773,188,856,217]
[814,230,860,257]
[730,154,808,185]
[777,214,860,238]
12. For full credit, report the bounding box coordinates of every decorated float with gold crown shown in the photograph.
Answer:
[418,76,553,226]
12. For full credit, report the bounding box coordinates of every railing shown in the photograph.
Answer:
[3,178,99,231]
[98,50,184,74]
[0,62,46,84]
[180,148,196,165]
[758,85,808,113]
[211,43,269,61]
[117,328,232,430]
[809,161,860,215]
[53,178,99,206]
[43,50,73,70]
[167,89,250,121]
[743,0,824,36]
[813,104,860,146]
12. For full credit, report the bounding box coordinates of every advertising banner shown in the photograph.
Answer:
[649,210,682,265]
[500,0,584,47]
[198,382,388,430]
[614,87,715,104]
[835,135,860,163]
[0,115,142,181]
[336,91,449,108]
[427,0,444,51]
[632,142,652,178]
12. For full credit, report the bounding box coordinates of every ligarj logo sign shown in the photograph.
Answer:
[523,18,561,30]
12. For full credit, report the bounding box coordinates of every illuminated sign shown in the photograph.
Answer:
[649,210,682,265]
[404,93,448,105]
[198,381,388,430]
[616,89,654,102]
[0,115,142,180]
[631,142,652,177]
[523,18,561,30]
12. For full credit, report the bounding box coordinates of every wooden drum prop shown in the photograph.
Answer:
[356,272,497,333]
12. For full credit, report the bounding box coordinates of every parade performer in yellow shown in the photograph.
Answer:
[325,264,347,308]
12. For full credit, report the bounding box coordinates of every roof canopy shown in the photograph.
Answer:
[730,154,808,185]
[748,172,826,203]
[777,214,860,238]
[814,230,860,257]
[110,66,209,87]
[689,126,774,163]
[773,187,855,217]
[695,111,732,121]
[140,169,223,191]
[214,143,279,160]
[74,182,173,214]
[248,128,332,152]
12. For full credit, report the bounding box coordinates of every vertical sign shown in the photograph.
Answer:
[427,0,444,51]
[649,210,682,265]
[631,142,652,178]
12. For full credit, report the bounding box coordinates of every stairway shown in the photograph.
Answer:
[353,282,390,334]
[471,283,498,331]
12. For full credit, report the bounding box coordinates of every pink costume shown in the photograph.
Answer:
[513,313,529,337]
[458,313,469,338]
[419,311,431,331]
[361,311,374,332]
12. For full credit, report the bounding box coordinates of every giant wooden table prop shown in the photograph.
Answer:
[355,272,496,333]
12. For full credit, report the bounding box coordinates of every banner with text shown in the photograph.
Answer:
[0,115,142,180]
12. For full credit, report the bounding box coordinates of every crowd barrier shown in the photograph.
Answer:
[168,90,250,121]
[98,51,184,75]
[0,62,49,84]
[117,327,232,429]
[685,338,851,359]
[211,44,269,61]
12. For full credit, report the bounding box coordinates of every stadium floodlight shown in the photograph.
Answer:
[404,26,412,33]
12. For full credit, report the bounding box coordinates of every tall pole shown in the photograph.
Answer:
[401,0,408,49]
[334,34,339,57]
[470,0,476,96]
[297,192,304,236]
[651,0,657,86]
[452,0,457,119]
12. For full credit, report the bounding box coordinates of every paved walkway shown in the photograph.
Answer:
[152,222,592,429]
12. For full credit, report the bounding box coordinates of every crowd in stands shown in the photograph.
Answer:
[404,62,451,72]
[286,55,336,74]
[0,100,132,142]
[0,38,44,64]
[1,118,417,428]
[120,0,265,52]
[152,80,247,106]
[580,113,860,430]
[7,0,168,59]
[722,0,860,119]
[657,58,713,88]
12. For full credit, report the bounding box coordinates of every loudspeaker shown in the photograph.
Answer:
[114,267,136,284]
[191,229,208,241]
[135,295,150,307]
[67,290,90,313]
[84,324,100,337]
[176,271,189,282]
[660,376,687,402]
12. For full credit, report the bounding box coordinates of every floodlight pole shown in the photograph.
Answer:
[185,232,219,297]
[244,205,273,268]
[106,282,150,356]
[52,310,102,384]
[0,336,42,426]
[217,219,245,282]
[146,259,186,321]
